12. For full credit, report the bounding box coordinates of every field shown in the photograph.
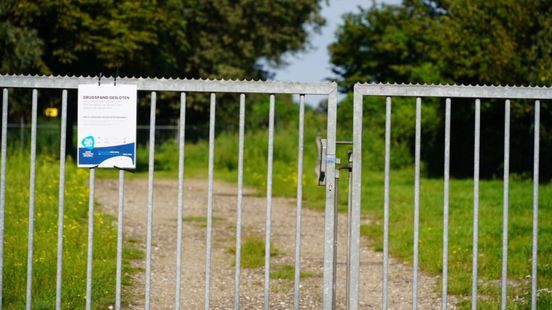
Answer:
[2,151,140,308]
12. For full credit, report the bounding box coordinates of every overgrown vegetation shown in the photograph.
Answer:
[330,0,552,180]
[2,151,141,308]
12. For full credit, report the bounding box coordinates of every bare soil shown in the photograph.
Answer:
[96,178,453,309]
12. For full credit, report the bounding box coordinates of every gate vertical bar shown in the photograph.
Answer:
[348,88,363,310]
[145,92,157,310]
[501,99,510,310]
[55,89,68,310]
[346,151,353,306]
[412,97,422,310]
[264,94,275,310]
[293,94,305,310]
[332,170,339,309]
[204,93,216,310]
[382,97,392,309]
[471,99,481,310]
[115,170,125,310]
[175,92,186,310]
[26,89,38,310]
[233,93,245,310]
[85,168,96,310]
[530,100,540,310]
[322,88,338,309]
[0,89,8,309]
[442,98,451,310]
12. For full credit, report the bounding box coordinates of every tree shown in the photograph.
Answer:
[1,0,324,79]
[329,0,551,180]
[330,0,551,88]
[1,0,325,151]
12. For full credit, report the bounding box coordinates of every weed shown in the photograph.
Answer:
[270,265,313,280]
[228,236,280,269]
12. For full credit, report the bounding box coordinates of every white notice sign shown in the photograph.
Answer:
[77,84,137,168]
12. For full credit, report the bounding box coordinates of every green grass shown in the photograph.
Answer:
[3,151,141,308]
[183,215,224,223]
[359,169,552,309]
[228,236,280,269]
[183,215,224,228]
[270,264,313,280]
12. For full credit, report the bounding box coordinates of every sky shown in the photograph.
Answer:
[271,0,401,83]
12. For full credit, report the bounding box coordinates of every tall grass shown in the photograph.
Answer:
[3,151,139,308]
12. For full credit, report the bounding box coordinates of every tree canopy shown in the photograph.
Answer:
[330,0,551,180]
[330,0,551,90]
[1,0,325,79]
[1,0,325,156]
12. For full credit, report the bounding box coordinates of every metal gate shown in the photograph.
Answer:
[1,75,551,309]
[349,83,551,310]
[0,74,340,309]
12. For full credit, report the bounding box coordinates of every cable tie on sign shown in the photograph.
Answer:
[98,72,102,86]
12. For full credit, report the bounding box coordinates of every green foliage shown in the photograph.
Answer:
[0,0,324,79]
[3,151,140,308]
[270,265,313,280]
[0,19,44,74]
[228,236,279,269]
[1,0,326,152]
[329,0,552,179]
[337,93,441,170]
[329,3,444,91]
[330,0,551,88]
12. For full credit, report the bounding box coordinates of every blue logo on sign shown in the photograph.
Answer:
[82,136,95,150]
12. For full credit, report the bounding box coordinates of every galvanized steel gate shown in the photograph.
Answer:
[0,75,550,310]
[0,75,340,310]
[349,83,551,310]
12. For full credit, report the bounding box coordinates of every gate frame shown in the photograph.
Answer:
[0,74,339,309]
[350,83,551,310]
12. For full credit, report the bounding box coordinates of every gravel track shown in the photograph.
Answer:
[96,178,453,309]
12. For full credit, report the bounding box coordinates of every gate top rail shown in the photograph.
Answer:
[0,74,336,95]
[355,82,552,99]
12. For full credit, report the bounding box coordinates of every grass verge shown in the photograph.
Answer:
[3,151,140,308]
[359,169,552,308]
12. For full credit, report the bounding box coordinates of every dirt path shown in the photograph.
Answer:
[96,178,451,309]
